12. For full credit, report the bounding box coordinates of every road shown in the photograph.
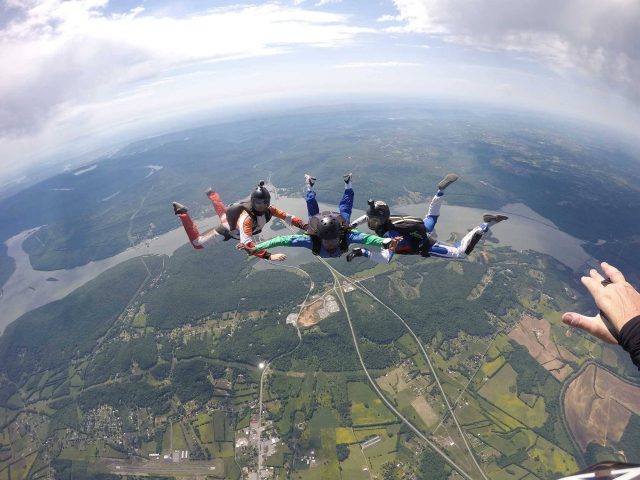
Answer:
[324,264,477,480]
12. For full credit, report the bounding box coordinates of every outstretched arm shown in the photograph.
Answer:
[348,230,402,249]
[237,234,313,256]
[562,262,640,369]
[350,214,368,229]
[269,206,308,231]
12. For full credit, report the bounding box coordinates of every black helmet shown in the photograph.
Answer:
[366,199,390,229]
[251,181,271,214]
[316,214,342,240]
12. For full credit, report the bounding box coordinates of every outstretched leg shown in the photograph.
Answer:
[428,213,507,259]
[339,173,354,223]
[173,202,229,249]
[206,189,227,220]
[305,174,320,219]
[424,173,458,233]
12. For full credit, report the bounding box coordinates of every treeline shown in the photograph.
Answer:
[144,242,309,329]
[83,334,158,385]
[277,312,399,372]
[172,358,225,404]
[215,317,299,365]
[0,257,159,383]
[349,294,405,344]
[363,261,495,343]
[507,343,552,396]
[78,381,173,415]
[617,413,640,462]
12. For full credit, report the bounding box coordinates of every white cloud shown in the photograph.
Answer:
[377,14,399,22]
[388,0,640,103]
[0,1,371,136]
[315,0,343,6]
[333,61,423,68]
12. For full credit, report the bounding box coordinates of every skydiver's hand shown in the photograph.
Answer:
[236,243,257,255]
[270,253,287,262]
[562,262,640,344]
[389,236,403,251]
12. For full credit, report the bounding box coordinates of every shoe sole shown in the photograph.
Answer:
[482,214,508,223]
[438,173,459,190]
[173,202,188,215]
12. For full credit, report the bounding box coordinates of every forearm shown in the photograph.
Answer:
[270,207,306,230]
[366,248,393,264]
[253,235,304,252]
[619,316,640,370]
[349,230,386,247]
[350,214,368,228]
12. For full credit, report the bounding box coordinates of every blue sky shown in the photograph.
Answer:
[0,0,639,180]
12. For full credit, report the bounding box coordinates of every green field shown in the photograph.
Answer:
[478,364,547,428]
[348,382,396,427]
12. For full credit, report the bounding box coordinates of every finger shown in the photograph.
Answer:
[562,312,617,344]
[601,262,626,284]
[589,268,605,283]
[581,275,603,299]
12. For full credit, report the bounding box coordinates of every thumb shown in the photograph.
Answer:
[562,312,617,344]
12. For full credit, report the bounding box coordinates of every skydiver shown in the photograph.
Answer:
[345,173,508,263]
[562,262,640,370]
[236,174,401,259]
[172,181,306,261]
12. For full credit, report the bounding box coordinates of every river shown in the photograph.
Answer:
[0,192,594,334]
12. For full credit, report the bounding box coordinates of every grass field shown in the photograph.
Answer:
[523,436,578,478]
[362,427,398,474]
[481,356,505,378]
[348,382,396,427]
[338,445,369,480]
[484,461,532,480]
[478,364,547,428]
[335,427,357,444]
[307,407,340,450]
[162,422,188,452]
[132,305,147,328]
[196,416,215,445]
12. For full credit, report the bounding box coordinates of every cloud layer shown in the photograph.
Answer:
[389,0,640,102]
[0,0,369,135]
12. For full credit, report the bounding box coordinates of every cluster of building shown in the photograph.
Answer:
[147,450,190,462]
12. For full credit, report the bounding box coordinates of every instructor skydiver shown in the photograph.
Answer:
[346,173,508,263]
[237,173,401,259]
[172,181,306,261]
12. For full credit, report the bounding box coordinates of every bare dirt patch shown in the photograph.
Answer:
[468,269,494,300]
[509,314,574,381]
[564,364,640,451]
[297,300,324,328]
[411,396,439,428]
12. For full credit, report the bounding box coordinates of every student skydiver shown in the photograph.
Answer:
[236,174,401,259]
[172,181,307,261]
[346,173,508,263]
